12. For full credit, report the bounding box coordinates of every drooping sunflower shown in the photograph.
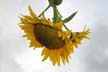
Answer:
[19,6,74,66]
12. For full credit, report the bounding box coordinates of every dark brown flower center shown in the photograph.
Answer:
[34,23,65,49]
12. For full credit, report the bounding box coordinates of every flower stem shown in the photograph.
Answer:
[38,5,50,17]
[63,23,69,30]
[53,5,69,30]
[53,5,60,23]
[56,7,62,18]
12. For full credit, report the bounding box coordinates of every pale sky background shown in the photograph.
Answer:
[0,0,108,72]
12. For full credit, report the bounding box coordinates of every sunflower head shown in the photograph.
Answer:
[19,5,90,66]
[34,23,65,49]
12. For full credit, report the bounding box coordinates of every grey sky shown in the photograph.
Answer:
[0,0,108,72]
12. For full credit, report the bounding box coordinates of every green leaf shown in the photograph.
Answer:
[63,11,77,23]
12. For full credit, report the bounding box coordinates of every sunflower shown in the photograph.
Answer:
[19,6,74,66]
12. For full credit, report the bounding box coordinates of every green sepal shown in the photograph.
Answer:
[54,0,62,6]
[48,0,62,6]
[63,11,77,23]
[48,0,54,7]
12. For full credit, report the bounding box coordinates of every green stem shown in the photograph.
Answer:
[38,5,50,17]
[56,7,62,18]
[53,5,69,30]
[53,5,60,23]
[63,23,69,30]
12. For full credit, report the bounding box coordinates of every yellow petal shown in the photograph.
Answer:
[61,56,65,65]
[58,31,62,38]
[28,5,37,17]
[42,13,47,20]
[55,21,63,29]
[56,55,60,66]
[42,55,48,61]
[20,18,30,24]
[41,48,47,56]
[23,16,35,23]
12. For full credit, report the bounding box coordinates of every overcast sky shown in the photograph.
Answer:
[0,0,108,72]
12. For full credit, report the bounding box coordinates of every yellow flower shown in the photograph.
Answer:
[71,29,90,48]
[19,6,74,66]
